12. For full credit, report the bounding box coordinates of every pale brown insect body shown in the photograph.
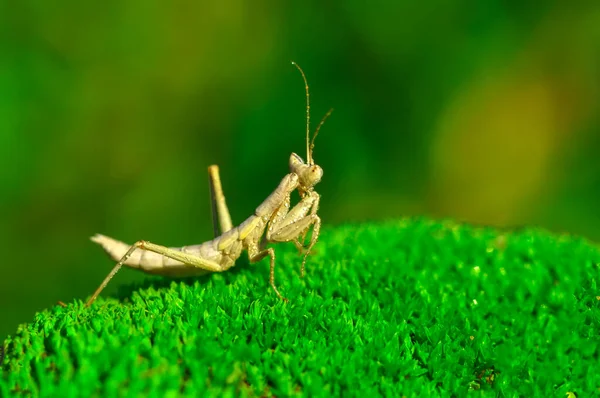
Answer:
[86,62,332,306]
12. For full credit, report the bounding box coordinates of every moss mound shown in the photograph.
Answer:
[1,219,599,396]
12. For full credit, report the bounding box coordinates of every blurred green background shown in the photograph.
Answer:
[1,1,599,341]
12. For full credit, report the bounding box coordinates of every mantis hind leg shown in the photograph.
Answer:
[208,165,233,237]
[86,240,223,307]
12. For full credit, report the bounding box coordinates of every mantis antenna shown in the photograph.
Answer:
[291,61,312,165]
[310,108,333,160]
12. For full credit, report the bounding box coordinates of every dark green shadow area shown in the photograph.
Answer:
[1,219,599,396]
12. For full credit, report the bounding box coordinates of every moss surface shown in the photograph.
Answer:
[1,219,600,396]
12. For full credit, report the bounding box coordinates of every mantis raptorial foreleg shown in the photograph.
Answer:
[268,191,321,277]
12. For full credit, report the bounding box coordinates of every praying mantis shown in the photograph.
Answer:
[85,62,332,307]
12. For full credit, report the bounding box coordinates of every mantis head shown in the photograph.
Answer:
[289,153,323,191]
[290,61,332,192]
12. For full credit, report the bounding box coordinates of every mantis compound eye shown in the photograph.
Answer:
[289,153,307,175]
[301,164,322,187]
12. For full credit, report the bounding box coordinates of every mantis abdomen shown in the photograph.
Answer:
[91,234,239,277]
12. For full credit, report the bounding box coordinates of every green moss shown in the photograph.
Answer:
[2,218,600,396]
